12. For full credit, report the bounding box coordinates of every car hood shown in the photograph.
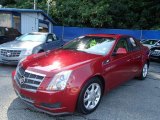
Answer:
[0,40,42,49]
[22,49,102,73]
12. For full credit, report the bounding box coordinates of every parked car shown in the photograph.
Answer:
[0,27,21,44]
[0,32,63,65]
[141,39,160,49]
[12,34,150,115]
[150,46,160,61]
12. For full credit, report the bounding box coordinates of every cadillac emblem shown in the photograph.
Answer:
[6,52,11,57]
[19,76,25,84]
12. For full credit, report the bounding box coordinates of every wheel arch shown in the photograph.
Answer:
[75,74,106,114]
[93,75,106,95]
[79,74,106,96]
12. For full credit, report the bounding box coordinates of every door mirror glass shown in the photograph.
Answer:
[116,48,127,54]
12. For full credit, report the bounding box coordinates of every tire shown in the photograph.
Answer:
[138,63,148,80]
[77,77,103,114]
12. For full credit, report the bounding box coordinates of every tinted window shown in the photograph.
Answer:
[0,28,4,36]
[47,34,54,42]
[128,37,140,51]
[142,40,157,45]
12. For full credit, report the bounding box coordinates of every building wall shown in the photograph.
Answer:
[21,13,38,34]
[21,12,52,34]
[38,13,52,33]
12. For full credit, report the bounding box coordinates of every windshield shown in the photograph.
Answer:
[62,36,115,55]
[142,40,158,45]
[17,33,46,42]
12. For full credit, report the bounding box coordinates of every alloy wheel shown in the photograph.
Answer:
[143,64,148,78]
[83,83,101,110]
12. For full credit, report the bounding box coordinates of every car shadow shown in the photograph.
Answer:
[7,79,146,120]
[7,98,87,120]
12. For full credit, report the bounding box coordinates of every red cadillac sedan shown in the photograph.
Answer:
[12,34,150,115]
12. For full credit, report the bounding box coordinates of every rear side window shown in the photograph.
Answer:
[128,37,140,51]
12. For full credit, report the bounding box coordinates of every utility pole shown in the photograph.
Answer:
[47,0,51,15]
[34,0,37,10]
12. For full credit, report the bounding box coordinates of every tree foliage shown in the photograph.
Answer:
[2,0,160,29]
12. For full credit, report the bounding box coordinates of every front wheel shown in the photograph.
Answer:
[138,63,148,80]
[77,78,103,114]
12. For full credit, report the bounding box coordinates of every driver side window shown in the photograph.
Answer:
[114,38,129,53]
[47,34,54,42]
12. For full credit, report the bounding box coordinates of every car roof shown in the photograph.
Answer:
[28,32,49,35]
[85,34,129,38]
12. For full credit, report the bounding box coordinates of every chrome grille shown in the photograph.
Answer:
[15,66,45,92]
[151,50,160,56]
[0,49,21,57]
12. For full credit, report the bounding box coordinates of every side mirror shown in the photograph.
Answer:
[156,43,160,46]
[116,48,127,54]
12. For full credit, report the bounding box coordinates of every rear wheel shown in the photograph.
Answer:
[77,78,103,114]
[138,63,148,80]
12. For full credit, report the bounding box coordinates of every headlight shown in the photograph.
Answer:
[47,70,72,91]
[24,49,32,55]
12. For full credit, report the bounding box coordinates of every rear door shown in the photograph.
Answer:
[104,37,133,89]
[128,37,142,76]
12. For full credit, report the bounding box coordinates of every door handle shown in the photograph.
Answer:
[102,60,110,65]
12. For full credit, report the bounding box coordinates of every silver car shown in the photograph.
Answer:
[0,32,63,65]
[141,39,160,49]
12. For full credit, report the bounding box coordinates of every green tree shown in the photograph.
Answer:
[0,0,16,6]
[3,0,160,29]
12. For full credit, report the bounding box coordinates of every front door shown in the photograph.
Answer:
[45,34,60,51]
[104,37,132,90]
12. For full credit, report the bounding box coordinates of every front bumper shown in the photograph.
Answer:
[0,55,27,65]
[12,71,79,115]
[150,55,160,61]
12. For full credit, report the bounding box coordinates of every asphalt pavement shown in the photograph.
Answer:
[0,62,160,120]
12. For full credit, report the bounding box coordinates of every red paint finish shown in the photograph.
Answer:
[12,34,150,114]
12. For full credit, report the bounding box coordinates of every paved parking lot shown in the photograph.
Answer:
[0,62,160,120]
